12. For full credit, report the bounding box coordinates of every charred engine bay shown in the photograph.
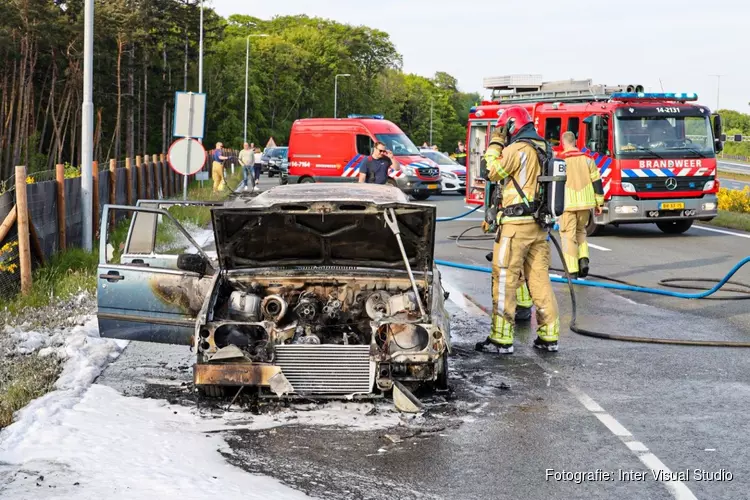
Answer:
[200,276,432,362]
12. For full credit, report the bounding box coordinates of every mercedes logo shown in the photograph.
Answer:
[665,178,678,191]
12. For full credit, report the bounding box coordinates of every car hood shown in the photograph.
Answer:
[211,184,436,272]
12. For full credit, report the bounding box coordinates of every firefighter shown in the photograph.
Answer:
[483,106,560,353]
[453,141,467,167]
[482,179,533,322]
[558,131,604,278]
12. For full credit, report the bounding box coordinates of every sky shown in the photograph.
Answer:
[211,0,748,113]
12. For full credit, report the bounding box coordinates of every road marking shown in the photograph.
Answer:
[443,281,698,500]
[693,225,750,239]
[587,243,612,252]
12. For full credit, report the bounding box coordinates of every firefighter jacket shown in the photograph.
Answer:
[484,134,546,225]
[453,148,467,167]
[559,149,604,211]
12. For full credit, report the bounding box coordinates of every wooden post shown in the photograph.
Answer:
[160,154,168,197]
[55,164,66,250]
[144,154,152,199]
[15,166,32,295]
[109,159,117,230]
[92,161,100,238]
[0,206,17,244]
[125,157,133,205]
[135,155,143,201]
[153,154,162,199]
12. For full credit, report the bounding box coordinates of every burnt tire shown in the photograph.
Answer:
[412,193,431,201]
[656,220,693,234]
[434,350,449,391]
[197,385,226,398]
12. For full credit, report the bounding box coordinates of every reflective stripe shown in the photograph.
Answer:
[518,151,528,188]
[537,318,560,342]
[516,282,533,308]
[578,241,590,260]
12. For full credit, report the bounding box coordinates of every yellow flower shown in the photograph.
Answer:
[717,187,750,213]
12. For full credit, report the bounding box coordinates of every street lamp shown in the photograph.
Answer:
[710,74,722,110]
[199,0,204,94]
[429,96,434,146]
[244,32,269,144]
[334,74,351,118]
[81,0,94,250]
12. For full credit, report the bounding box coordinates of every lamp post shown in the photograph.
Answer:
[198,0,204,94]
[429,96,434,146]
[81,0,94,250]
[244,32,269,144]
[334,74,351,118]
[710,74,722,110]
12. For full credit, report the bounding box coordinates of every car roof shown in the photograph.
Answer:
[224,183,412,208]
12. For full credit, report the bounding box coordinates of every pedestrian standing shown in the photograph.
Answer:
[212,142,229,193]
[237,142,257,192]
[358,142,401,184]
[252,143,262,185]
[558,131,604,278]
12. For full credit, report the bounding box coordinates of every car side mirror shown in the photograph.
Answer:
[712,114,723,153]
[177,253,209,275]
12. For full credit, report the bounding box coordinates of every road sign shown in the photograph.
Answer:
[168,138,206,176]
[173,91,206,139]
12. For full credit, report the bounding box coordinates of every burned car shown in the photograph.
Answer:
[97,184,451,401]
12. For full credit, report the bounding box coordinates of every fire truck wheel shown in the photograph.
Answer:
[656,220,693,234]
[299,177,315,184]
[585,210,602,236]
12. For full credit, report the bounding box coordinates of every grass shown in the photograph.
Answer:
[2,248,99,316]
[718,171,750,184]
[702,210,750,233]
[0,354,61,428]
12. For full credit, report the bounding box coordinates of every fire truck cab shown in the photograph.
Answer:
[466,76,724,235]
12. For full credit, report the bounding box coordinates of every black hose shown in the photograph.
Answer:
[449,225,750,347]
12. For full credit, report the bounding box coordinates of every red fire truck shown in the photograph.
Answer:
[465,76,724,235]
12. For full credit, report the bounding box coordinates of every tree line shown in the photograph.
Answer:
[718,109,750,157]
[0,1,480,182]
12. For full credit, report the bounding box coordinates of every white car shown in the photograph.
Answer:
[418,149,467,194]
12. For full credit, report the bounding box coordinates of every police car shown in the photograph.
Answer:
[418,148,466,194]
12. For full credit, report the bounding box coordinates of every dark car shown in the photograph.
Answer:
[267,147,288,178]
[260,147,286,176]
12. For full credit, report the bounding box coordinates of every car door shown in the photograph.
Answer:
[97,203,219,345]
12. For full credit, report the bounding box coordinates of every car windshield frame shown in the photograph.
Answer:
[375,133,420,156]
[614,114,715,159]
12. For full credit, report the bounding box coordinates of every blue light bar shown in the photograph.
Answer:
[610,92,698,101]
[347,114,384,119]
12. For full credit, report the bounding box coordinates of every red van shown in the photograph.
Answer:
[286,115,442,200]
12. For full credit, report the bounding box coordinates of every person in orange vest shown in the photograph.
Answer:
[558,131,604,278]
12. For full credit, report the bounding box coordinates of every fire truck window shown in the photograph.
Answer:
[356,135,373,155]
[545,118,562,146]
[567,118,580,139]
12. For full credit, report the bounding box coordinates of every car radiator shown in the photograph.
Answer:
[275,345,375,395]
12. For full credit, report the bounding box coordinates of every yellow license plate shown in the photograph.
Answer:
[427,184,438,189]
[659,202,684,210]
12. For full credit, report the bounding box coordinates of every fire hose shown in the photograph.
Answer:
[434,209,750,347]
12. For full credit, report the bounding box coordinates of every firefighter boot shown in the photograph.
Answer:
[515,280,532,322]
[578,258,590,278]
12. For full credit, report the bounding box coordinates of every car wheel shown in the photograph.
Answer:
[386,179,398,188]
[299,177,315,184]
[585,210,602,236]
[268,172,275,178]
[434,350,449,391]
[412,193,431,201]
[656,220,693,234]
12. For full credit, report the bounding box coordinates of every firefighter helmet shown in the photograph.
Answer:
[496,106,533,138]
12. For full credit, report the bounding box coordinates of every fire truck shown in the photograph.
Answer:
[465,75,724,235]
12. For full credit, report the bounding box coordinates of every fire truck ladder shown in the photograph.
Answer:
[483,75,643,105]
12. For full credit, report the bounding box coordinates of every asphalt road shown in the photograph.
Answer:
[93,188,750,500]
[718,161,750,191]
